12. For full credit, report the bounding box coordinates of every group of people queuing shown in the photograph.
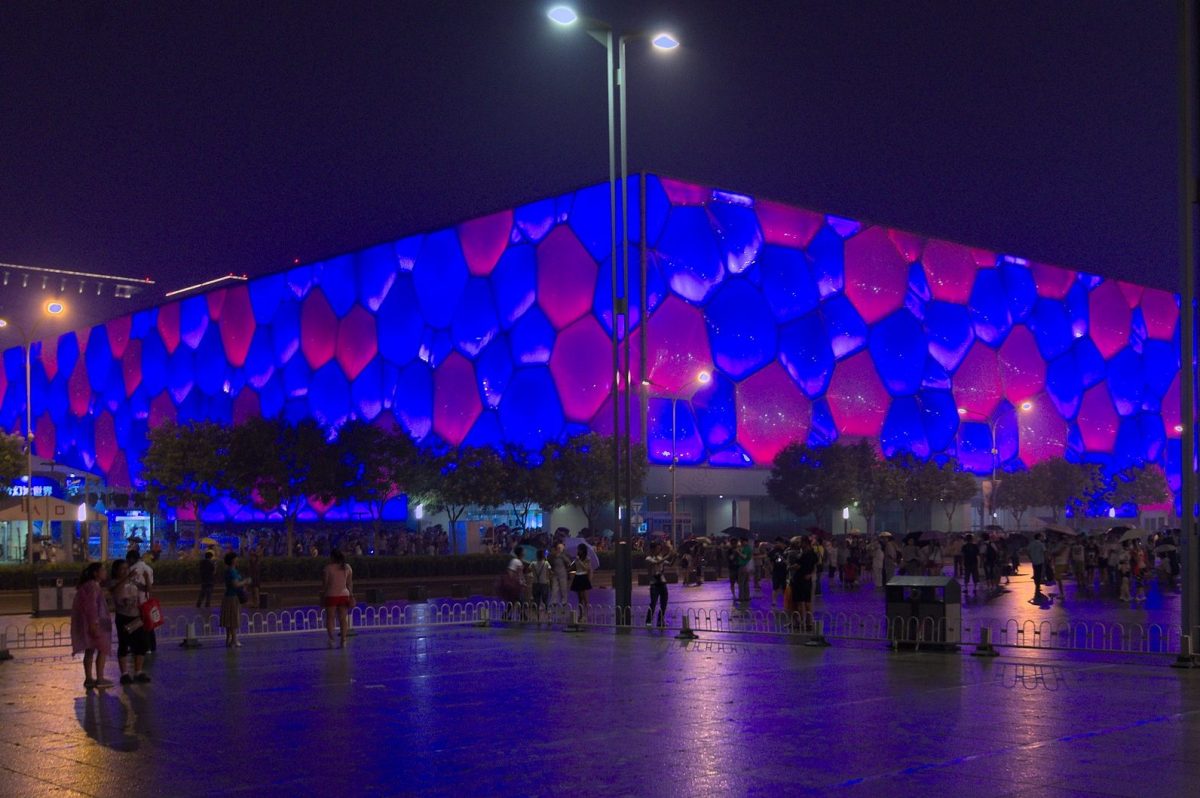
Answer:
[501,542,595,625]
[69,549,156,689]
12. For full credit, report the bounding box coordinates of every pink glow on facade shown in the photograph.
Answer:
[335,305,377,380]
[233,389,261,425]
[997,326,1045,405]
[459,210,513,276]
[1140,288,1179,340]
[825,351,888,437]
[206,288,227,321]
[1077,385,1119,452]
[106,316,132,360]
[1031,262,1075,299]
[1117,281,1144,307]
[94,411,117,473]
[1087,280,1131,359]
[219,285,256,368]
[952,342,1003,419]
[300,289,338,369]
[122,339,143,397]
[148,392,176,429]
[157,302,181,354]
[432,352,481,446]
[844,226,909,324]
[736,362,812,464]
[34,414,55,459]
[921,240,979,303]
[1017,401,1068,464]
[536,225,597,330]
[659,177,709,205]
[549,316,613,422]
[40,341,58,381]
[755,199,823,248]
[644,296,714,394]
[68,358,90,417]
[887,230,925,263]
[1163,373,1181,438]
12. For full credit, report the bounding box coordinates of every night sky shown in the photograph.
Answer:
[0,1,1181,333]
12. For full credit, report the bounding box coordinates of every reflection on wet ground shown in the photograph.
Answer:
[2,624,1200,797]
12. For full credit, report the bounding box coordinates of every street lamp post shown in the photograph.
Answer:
[549,6,679,622]
[957,400,1034,528]
[0,300,68,564]
[645,371,710,548]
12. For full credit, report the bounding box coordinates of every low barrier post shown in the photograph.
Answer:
[971,626,999,658]
[804,619,831,647]
[1172,634,1197,669]
[675,613,698,641]
[179,622,202,650]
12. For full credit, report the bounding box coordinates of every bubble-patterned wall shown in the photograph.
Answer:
[0,175,1183,519]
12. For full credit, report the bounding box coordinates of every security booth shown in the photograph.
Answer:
[33,571,79,617]
[884,575,961,650]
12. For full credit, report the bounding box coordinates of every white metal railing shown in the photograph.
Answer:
[0,602,1184,658]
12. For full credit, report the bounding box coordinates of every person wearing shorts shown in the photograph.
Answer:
[322,549,354,647]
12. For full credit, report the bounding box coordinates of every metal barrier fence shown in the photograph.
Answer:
[0,601,1186,659]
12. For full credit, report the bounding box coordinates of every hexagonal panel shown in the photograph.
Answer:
[499,367,564,452]
[760,244,819,323]
[1140,288,1179,340]
[1017,401,1068,464]
[920,240,980,303]
[376,271,422,367]
[968,268,1013,345]
[880,396,929,458]
[647,397,704,464]
[1076,384,1119,452]
[997,326,1044,406]
[458,209,512,276]
[1088,280,1131,359]
[692,370,736,449]
[509,306,556,366]
[315,255,357,318]
[549,316,612,423]
[537,224,597,330]
[218,285,255,368]
[394,360,433,441]
[655,206,724,303]
[821,294,868,360]
[756,199,823,249]
[924,301,974,372]
[705,278,777,381]
[825,351,889,437]
[433,352,481,446]
[644,296,715,394]
[476,336,513,409]
[868,309,926,397]
[413,228,469,329]
[736,362,812,464]
[708,201,762,275]
[336,305,378,380]
[778,310,835,398]
[1031,261,1075,299]
[300,289,338,369]
[951,342,1002,419]
[450,278,498,358]
[843,226,909,324]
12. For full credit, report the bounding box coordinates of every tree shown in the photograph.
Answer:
[545,433,612,530]
[226,417,345,557]
[992,468,1039,530]
[1029,458,1106,522]
[886,453,941,534]
[0,433,23,488]
[933,458,979,531]
[335,420,434,541]
[428,446,506,554]
[500,445,553,529]
[141,421,229,549]
[767,441,856,528]
[846,439,902,535]
[1107,463,1171,517]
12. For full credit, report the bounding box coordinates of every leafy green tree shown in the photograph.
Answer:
[1029,458,1106,522]
[886,453,942,534]
[141,421,229,549]
[500,445,554,529]
[767,441,856,528]
[1107,463,1170,515]
[428,446,506,553]
[992,468,1039,530]
[227,417,345,557]
[933,458,979,531]
[0,433,23,488]
[846,439,902,535]
[335,420,434,540]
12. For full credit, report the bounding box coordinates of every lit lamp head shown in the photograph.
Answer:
[547,5,579,25]
[651,32,680,50]
[44,300,66,316]
[696,370,712,385]
[0,318,8,329]
[1019,400,1033,412]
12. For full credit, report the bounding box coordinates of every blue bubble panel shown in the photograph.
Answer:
[708,201,763,275]
[881,396,930,459]
[475,336,514,409]
[394,360,433,441]
[1031,298,1074,361]
[806,226,845,298]
[1046,353,1083,420]
[656,206,724,303]
[451,278,499,358]
[692,371,737,448]
[413,229,469,329]
[778,311,835,398]
[376,272,423,367]
[919,389,960,453]
[315,255,357,318]
[706,279,777,380]
[646,397,705,465]
[760,244,819,323]
[969,268,1013,345]
[499,367,564,452]
[1000,262,1036,322]
[1105,348,1145,416]
[868,309,927,397]
[491,244,537,329]
[567,182,613,263]
[509,307,556,365]
[821,295,868,360]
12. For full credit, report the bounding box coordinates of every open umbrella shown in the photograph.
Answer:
[1044,523,1077,536]
[200,537,219,547]
[563,537,600,570]
[789,535,806,545]
[878,531,894,538]
[1155,544,1178,554]
[1119,528,1153,543]
[718,526,753,540]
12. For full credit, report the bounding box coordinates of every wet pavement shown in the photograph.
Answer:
[2,619,1200,797]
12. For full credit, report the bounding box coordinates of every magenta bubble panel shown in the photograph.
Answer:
[0,176,1182,519]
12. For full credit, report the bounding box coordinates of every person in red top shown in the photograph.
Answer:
[70,563,113,689]
[322,549,354,647]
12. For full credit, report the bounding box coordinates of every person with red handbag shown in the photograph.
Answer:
[110,559,150,684]
[126,549,157,654]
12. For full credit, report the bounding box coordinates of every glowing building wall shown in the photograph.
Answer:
[0,175,1182,519]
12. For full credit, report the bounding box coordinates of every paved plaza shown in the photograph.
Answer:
[2,610,1200,798]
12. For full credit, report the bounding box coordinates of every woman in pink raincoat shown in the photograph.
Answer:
[70,562,113,689]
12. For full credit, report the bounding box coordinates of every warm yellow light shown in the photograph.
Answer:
[0,318,8,329]
[696,370,712,385]
[1020,400,1033,411]
[45,300,66,316]
[956,407,968,415]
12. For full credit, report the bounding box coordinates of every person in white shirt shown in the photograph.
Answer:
[126,549,156,653]
[529,549,552,621]
[644,541,674,628]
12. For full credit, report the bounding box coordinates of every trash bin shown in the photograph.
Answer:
[884,575,960,649]
[33,573,78,617]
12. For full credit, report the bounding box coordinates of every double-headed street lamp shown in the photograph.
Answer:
[956,400,1033,527]
[0,299,69,564]
[549,6,679,621]
[643,370,710,548]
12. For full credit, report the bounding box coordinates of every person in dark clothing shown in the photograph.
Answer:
[769,539,789,608]
[197,551,216,608]
[961,535,980,595]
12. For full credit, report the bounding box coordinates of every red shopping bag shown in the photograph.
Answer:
[140,598,165,631]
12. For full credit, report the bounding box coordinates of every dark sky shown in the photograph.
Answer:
[0,0,1181,332]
